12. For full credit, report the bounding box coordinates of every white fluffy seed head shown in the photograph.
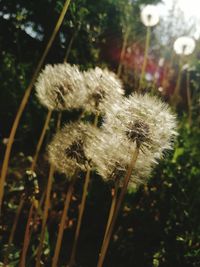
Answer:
[35,63,87,110]
[83,67,124,114]
[85,128,154,188]
[173,36,196,56]
[104,93,177,161]
[141,5,159,27]
[48,122,93,178]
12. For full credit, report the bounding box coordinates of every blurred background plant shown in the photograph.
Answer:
[0,0,200,266]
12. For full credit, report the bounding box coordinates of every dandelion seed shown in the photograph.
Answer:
[35,63,87,110]
[83,67,124,114]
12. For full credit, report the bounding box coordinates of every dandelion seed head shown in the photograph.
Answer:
[104,93,177,160]
[173,36,196,56]
[141,5,159,27]
[35,63,87,110]
[85,129,153,187]
[83,67,124,113]
[48,122,92,178]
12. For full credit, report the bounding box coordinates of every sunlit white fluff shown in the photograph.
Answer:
[48,122,93,178]
[83,67,124,114]
[35,63,87,110]
[141,5,159,27]
[104,93,177,160]
[85,128,154,188]
[173,36,196,56]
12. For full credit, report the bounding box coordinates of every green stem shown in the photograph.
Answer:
[186,71,192,126]
[170,56,183,106]
[139,26,151,91]
[117,27,130,78]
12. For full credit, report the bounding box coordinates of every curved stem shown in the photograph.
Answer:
[97,147,140,267]
[170,56,183,106]
[67,110,99,266]
[117,26,130,78]
[30,110,52,171]
[35,112,62,267]
[0,0,72,212]
[35,165,54,267]
[186,71,192,126]
[64,24,81,63]
[19,201,35,267]
[52,174,77,267]
[68,167,91,267]
[3,195,25,266]
[161,53,175,93]
[101,180,119,249]
[19,189,45,267]
[139,26,151,91]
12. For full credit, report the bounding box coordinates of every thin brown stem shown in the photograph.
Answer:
[101,180,120,248]
[19,201,35,267]
[67,110,99,266]
[35,165,54,267]
[139,26,151,91]
[30,110,52,171]
[186,71,192,126]
[16,108,53,265]
[19,191,45,267]
[97,147,140,267]
[64,24,81,63]
[170,56,183,106]
[161,53,175,93]
[68,167,91,267]
[117,27,130,78]
[0,0,71,212]
[35,113,61,267]
[52,174,77,267]
[3,195,25,266]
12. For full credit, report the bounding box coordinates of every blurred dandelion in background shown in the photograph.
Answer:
[140,4,160,27]
[139,5,160,89]
[173,36,196,56]
[171,36,196,105]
